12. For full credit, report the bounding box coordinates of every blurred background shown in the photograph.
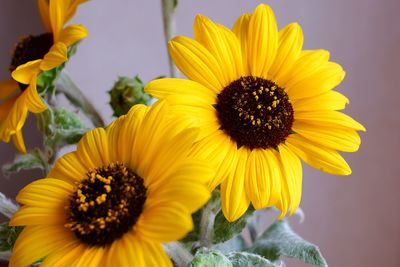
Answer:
[0,0,399,266]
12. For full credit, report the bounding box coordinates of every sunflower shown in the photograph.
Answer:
[9,101,214,267]
[145,4,365,222]
[0,0,88,153]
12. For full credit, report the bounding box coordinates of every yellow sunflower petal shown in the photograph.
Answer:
[0,79,18,100]
[190,131,238,190]
[148,160,212,213]
[286,62,345,100]
[295,110,366,131]
[16,178,73,206]
[293,120,361,152]
[245,149,275,209]
[40,42,68,71]
[270,23,303,83]
[65,0,89,23]
[49,151,89,183]
[136,201,193,243]
[11,130,27,154]
[169,36,225,93]
[107,233,145,267]
[5,97,28,134]
[247,4,278,77]
[140,240,172,267]
[73,246,105,267]
[10,205,66,226]
[145,78,216,102]
[76,128,110,169]
[23,75,47,113]
[37,0,52,32]
[278,144,302,216]
[221,148,250,222]
[58,24,89,47]
[49,0,69,41]
[232,13,251,75]
[194,15,243,86]
[292,90,349,111]
[9,225,74,267]
[286,134,352,175]
[11,60,41,84]
[41,242,86,267]
[262,149,282,206]
[279,49,330,86]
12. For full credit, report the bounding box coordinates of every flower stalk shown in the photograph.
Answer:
[160,0,178,78]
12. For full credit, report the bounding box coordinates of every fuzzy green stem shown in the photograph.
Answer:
[199,200,217,248]
[56,72,105,127]
[161,0,178,78]
[164,242,193,267]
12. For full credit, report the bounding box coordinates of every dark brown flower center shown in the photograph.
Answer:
[65,163,147,247]
[216,76,294,150]
[10,33,53,90]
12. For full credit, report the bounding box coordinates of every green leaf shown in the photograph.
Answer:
[213,235,247,254]
[0,193,18,219]
[53,108,87,144]
[213,206,255,243]
[226,252,282,267]
[2,149,44,177]
[0,223,22,252]
[250,220,328,267]
[190,249,232,267]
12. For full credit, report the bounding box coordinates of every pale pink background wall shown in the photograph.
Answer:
[1,0,399,266]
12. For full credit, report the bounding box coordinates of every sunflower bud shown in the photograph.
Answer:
[108,76,151,117]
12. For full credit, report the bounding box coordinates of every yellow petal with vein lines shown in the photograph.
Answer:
[270,23,303,83]
[10,205,66,226]
[41,242,86,267]
[279,50,330,86]
[278,144,302,216]
[11,60,41,84]
[40,42,68,71]
[65,0,89,23]
[293,120,361,152]
[295,110,366,131]
[245,149,271,209]
[140,240,173,267]
[16,178,73,206]
[286,134,352,176]
[232,13,251,75]
[292,90,349,111]
[37,0,51,32]
[136,201,193,243]
[73,246,105,267]
[247,4,278,77]
[23,75,47,113]
[221,148,250,222]
[105,234,144,267]
[11,130,27,154]
[145,78,216,103]
[50,0,69,40]
[169,36,225,93]
[194,15,243,86]
[262,149,282,206]
[58,24,88,47]
[286,62,345,100]
[49,151,89,183]
[0,79,18,100]
[76,128,109,169]
[9,225,74,267]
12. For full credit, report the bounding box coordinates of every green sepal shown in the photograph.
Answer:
[108,75,152,117]
[249,220,328,267]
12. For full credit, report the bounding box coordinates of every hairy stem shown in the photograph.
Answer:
[199,200,217,248]
[56,72,105,127]
[161,0,178,78]
[164,241,193,267]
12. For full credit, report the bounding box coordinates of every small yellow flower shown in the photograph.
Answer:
[145,4,365,221]
[10,101,214,267]
[0,0,88,153]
